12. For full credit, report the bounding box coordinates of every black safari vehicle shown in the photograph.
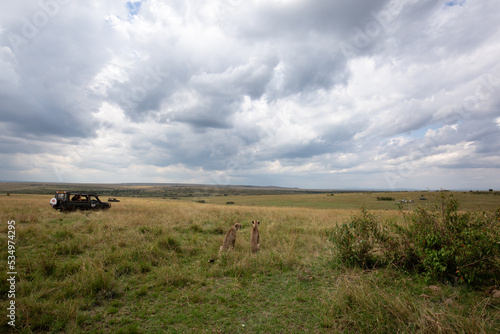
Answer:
[50,191,111,212]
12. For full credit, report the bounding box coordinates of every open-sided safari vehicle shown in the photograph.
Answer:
[50,191,111,212]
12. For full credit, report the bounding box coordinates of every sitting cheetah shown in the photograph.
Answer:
[250,220,260,253]
[218,223,242,256]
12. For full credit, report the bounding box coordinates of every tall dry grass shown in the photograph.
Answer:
[0,194,498,333]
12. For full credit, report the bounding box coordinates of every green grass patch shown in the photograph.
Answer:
[0,192,499,332]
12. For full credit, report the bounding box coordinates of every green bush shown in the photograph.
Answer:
[329,207,387,268]
[395,194,500,284]
[376,196,395,201]
[330,195,500,285]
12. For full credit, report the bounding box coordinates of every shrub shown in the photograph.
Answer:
[394,194,500,284]
[330,195,500,285]
[377,196,395,201]
[329,207,387,268]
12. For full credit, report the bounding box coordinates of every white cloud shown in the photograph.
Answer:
[0,0,499,190]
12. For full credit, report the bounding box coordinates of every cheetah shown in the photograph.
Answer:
[218,223,242,256]
[250,220,260,253]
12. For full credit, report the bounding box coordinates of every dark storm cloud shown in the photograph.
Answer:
[231,0,389,39]
[266,119,367,161]
[190,55,278,99]
[104,0,395,127]
[0,134,45,155]
[218,1,392,96]
[0,93,95,139]
[172,100,237,129]
[1,0,500,189]
[0,0,121,142]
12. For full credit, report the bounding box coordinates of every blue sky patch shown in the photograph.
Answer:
[126,1,142,17]
[445,0,466,7]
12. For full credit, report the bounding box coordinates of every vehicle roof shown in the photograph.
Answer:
[56,191,100,196]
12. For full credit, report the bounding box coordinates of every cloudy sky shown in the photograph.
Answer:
[1,0,499,190]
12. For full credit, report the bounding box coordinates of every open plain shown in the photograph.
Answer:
[1,186,499,333]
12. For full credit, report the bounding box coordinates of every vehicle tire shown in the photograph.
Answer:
[50,198,57,206]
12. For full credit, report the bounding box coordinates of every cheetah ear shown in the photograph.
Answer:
[258,221,260,225]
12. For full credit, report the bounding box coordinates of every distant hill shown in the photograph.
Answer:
[0,182,335,198]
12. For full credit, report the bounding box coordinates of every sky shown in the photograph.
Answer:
[1,0,500,190]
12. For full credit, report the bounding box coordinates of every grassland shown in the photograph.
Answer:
[194,190,500,211]
[0,182,328,198]
[1,191,499,333]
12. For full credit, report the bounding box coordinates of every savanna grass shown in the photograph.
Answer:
[0,194,499,333]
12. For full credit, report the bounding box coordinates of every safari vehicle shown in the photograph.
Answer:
[50,191,111,212]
